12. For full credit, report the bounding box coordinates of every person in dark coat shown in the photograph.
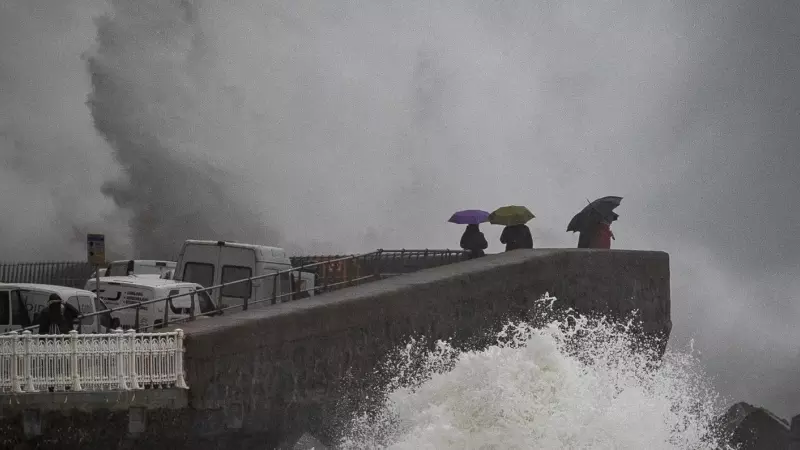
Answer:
[577,223,595,248]
[499,224,533,251]
[38,295,72,335]
[460,224,488,259]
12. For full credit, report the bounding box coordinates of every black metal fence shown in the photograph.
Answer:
[0,262,96,288]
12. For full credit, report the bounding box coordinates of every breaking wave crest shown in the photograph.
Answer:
[336,295,730,450]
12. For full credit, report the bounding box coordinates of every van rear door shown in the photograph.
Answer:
[218,246,256,310]
[177,243,221,303]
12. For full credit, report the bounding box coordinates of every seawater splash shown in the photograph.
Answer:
[336,295,730,450]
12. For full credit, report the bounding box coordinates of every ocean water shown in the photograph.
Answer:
[336,295,731,450]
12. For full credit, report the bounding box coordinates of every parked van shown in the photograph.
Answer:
[106,260,175,277]
[85,260,176,288]
[0,283,116,334]
[84,277,216,330]
[172,240,316,310]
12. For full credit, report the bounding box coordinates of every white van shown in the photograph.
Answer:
[84,277,216,331]
[172,240,316,311]
[105,260,176,277]
[0,283,116,334]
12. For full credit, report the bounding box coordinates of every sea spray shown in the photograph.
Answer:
[336,294,730,449]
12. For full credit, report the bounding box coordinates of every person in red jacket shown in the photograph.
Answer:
[589,220,615,249]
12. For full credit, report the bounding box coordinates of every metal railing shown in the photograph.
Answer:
[0,329,187,393]
[0,249,467,394]
[3,249,469,334]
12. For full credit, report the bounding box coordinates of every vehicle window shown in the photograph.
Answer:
[221,266,252,299]
[21,290,50,319]
[94,296,112,329]
[0,291,9,324]
[168,289,191,314]
[94,297,108,311]
[69,296,94,325]
[107,262,129,277]
[184,263,214,288]
[197,290,215,313]
[134,265,164,276]
[11,290,30,326]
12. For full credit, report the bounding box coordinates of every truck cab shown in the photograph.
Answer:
[84,277,216,330]
[107,259,175,277]
[172,240,315,310]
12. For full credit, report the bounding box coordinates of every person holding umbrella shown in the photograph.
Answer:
[567,196,622,249]
[489,205,535,251]
[449,210,490,259]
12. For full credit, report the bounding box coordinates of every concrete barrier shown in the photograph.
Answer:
[0,249,670,449]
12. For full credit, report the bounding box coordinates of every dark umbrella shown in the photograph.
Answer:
[567,196,622,232]
[448,209,490,225]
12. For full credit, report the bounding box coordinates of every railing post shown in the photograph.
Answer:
[68,330,82,391]
[126,329,140,390]
[271,276,277,305]
[9,332,21,393]
[174,329,188,389]
[322,261,330,293]
[134,306,141,332]
[189,292,196,321]
[22,331,36,392]
[163,296,170,328]
[114,329,128,390]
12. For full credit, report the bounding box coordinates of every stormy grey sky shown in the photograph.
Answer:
[1,0,799,417]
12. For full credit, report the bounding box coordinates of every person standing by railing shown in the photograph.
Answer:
[460,224,489,259]
[37,295,72,335]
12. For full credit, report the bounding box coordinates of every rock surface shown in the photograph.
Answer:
[278,432,328,450]
[717,402,790,449]
[789,414,800,450]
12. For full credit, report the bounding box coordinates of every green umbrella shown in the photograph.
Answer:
[488,205,535,226]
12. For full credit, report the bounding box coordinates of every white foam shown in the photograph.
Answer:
[337,295,731,450]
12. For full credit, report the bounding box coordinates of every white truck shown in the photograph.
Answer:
[0,283,116,334]
[86,260,176,286]
[172,240,316,311]
[84,276,216,330]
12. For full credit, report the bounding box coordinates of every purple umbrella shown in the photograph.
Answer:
[448,209,490,225]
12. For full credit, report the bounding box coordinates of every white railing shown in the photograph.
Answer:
[0,329,188,393]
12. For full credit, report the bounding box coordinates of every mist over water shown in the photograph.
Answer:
[337,296,728,450]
